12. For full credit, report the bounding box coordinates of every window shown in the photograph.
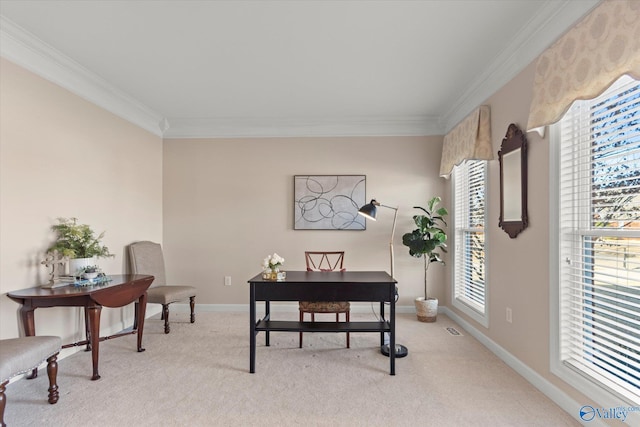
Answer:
[554,75,640,404]
[452,160,488,325]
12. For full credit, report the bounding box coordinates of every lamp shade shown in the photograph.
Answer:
[358,200,378,220]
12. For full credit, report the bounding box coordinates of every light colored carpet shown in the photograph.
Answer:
[4,311,578,426]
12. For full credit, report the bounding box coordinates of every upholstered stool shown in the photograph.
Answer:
[0,336,61,427]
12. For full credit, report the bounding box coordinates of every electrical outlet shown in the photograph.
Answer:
[224,276,232,286]
[506,307,513,323]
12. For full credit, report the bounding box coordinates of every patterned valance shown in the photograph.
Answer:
[527,0,640,132]
[439,105,492,178]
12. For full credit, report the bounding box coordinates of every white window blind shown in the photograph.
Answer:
[558,75,640,403]
[454,160,486,314]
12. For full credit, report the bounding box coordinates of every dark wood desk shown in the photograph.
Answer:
[248,271,398,375]
[7,274,154,381]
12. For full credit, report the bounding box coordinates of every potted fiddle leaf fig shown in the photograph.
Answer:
[47,217,114,274]
[402,196,448,322]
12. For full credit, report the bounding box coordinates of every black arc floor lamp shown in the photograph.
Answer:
[358,199,408,358]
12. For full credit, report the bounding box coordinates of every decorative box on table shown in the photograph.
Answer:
[262,271,286,281]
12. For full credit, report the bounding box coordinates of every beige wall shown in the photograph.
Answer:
[162,73,600,414]
[0,48,602,414]
[163,136,447,307]
[446,61,596,408]
[0,59,163,344]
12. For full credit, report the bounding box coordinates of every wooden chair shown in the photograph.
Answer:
[129,241,197,334]
[0,336,61,427]
[299,251,350,348]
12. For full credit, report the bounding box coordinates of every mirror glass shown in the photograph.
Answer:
[502,149,522,221]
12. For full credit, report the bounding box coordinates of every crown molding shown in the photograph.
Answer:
[0,15,441,139]
[1,0,600,139]
[0,16,165,137]
[162,116,444,139]
[441,0,600,133]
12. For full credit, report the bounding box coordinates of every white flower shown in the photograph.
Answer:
[262,252,285,271]
[272,253,284,265]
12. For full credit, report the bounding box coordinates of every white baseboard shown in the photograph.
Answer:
[440,307,607,427]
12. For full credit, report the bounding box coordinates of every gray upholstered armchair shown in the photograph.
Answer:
[0,336,61,426]
[129,241,197,334]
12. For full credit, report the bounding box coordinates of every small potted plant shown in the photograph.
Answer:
[402,196,448,322]
[80,265,100,280]
[47,217,114,275]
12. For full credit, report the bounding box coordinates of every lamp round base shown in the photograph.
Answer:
[380,344,408,358]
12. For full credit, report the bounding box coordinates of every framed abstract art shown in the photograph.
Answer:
[294,175,366,230]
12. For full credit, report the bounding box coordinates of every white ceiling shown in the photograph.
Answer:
[0,0,599,138]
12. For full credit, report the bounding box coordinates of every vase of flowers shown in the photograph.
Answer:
[262,253,286,281]
[47,217,114,275]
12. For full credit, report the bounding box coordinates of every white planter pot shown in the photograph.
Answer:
[414,297,438,323]
[68,257,95,276]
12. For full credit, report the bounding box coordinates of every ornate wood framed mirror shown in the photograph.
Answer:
[498,123,528,238]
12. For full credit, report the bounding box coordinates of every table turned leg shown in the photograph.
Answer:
[84,308,92,352]
[19,305,39,379]
[86,304,102,380]
[136,292,147,352]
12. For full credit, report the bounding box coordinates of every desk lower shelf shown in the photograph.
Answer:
[255,320,389,333]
